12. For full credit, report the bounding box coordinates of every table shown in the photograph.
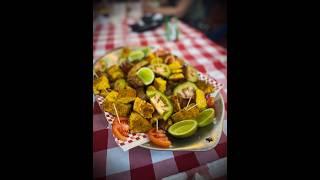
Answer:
[93,15,227,180]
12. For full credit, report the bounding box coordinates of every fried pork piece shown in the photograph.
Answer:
[95,71,108,78]
[161,119,173,130]
[171,95,181,113]
[93,75,110,95]
[120,62,133,74]
[157,118,173,131]
[136,87,147,100]
[133,97,155,118]
[165,80,179,96]
[103,99,132,117]
[171,103,200,123]
[129,112,152,133]
[117,86,137,104]
[158,119,167,130]
[196,80,215,94]
[127,75,145,88]
[107,65,124,81]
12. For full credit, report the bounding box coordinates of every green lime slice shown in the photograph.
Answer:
[139,47,152,56]
[128,50,145,62]
[196,108,215,127]
[168,120,198,138]
[136,67,155,85]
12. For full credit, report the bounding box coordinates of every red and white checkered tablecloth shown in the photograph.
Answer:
[93,17,227,180]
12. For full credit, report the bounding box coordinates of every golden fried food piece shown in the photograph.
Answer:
[195,89,207,110]
[168,61,182,70]
[93,75,110,95]
[114,79,127,91]
[99,89,109,97]
[133,97,155,118]
[171,69,183,73]
[150,57,164,64]
[168,73,184,81]
[105,90,118,102]
[153,77,166,93]
[196,80,215,94]
[171,103,200,123]
[103,100,131,117]
[144,53,156,64]
[107,65,124,81]
[117,86,137,104]
[129,112,152,133]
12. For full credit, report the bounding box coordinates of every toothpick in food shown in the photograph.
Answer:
[112,103,121,124]
[187,104,197,111]
[185,96,192,110]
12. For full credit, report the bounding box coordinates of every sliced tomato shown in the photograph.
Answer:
[118,117,129,122]
[112,118,129,141]
[148,128,171,148]
[206,96,215,108]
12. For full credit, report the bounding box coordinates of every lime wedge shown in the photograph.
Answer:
[168,120,198,138]
[136,67,155,85]
[196,108,215,127]
[139,47,152,56]
[128,50,145,62]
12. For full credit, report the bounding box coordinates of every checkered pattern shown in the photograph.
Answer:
[93,17,227,180]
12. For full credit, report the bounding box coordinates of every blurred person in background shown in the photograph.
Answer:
[142,0,226,48]
[142,0,205,30]
[204,0,226,47]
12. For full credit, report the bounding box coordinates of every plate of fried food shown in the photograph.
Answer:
[93,46,225,151]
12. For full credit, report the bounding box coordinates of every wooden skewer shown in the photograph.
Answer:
[94,71,98,78]
[156,119,158,132]
[185,97,192,110]
[187,104,197,111]
[177,96,181,111]
[113,103,121,124]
